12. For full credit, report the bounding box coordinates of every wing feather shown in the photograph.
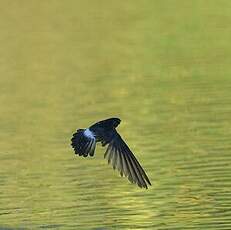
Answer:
[120,143,147,188]
[104,130,151,188]
[117,143,134,183]
[117,145,127,177]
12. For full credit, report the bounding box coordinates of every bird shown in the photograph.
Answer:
[71,118,151,189]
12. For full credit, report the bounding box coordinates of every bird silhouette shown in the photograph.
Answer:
[71,118,151,189]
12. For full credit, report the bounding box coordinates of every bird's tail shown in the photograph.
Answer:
[71,129,96,157]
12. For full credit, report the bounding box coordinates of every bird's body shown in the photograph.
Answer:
[71,118,151,189]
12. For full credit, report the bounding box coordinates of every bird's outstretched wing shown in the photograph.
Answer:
[71,129,96,157]
[103,130,151,189]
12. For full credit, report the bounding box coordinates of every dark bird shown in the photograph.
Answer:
[71,118,151,189]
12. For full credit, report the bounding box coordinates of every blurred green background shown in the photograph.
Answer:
[0,1,231,229]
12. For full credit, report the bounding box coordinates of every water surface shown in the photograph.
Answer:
[0,1,231,229]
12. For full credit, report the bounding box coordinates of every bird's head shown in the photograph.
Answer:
[90,117,121,131]
[111,117,121,128]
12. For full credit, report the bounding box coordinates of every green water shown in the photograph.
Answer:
[0,1,231,229]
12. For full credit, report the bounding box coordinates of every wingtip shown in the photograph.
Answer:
[138,182,150,189]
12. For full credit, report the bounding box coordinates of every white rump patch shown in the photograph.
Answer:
[84,128,95,139]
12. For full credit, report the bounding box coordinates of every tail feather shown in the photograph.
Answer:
[71,129,96,157]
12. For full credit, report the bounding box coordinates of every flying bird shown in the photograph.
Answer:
[71,118,151,189]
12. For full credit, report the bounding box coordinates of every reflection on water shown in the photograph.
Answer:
[0,1,231,229]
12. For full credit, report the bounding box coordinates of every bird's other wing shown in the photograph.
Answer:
[71,129,96,157]
[104,130,151,189]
